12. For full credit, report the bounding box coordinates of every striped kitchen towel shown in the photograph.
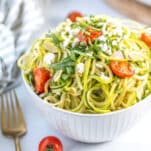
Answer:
[0,0,45,67]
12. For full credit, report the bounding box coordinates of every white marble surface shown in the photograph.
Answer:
[1,0,151,150]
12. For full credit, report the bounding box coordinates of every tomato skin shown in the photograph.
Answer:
[89,31,102,41]
[78,28,102,43]
[33,67,50,94]
[141,33,151,48]
[39,136,63,151]
[67,11,83,22]
[109,61,134,78]
[78,32,86,42]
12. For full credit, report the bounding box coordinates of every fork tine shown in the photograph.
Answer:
[10,91,17,127]
[1,90,26,151]
[1,95,6,130]
[5,93,12,128]
[13,90,26,126]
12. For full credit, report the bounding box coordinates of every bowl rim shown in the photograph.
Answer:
[23,73,151,117]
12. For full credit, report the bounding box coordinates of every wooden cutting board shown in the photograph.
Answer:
[106,0,151,25]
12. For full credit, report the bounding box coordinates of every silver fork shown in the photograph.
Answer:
[1,90,27,151]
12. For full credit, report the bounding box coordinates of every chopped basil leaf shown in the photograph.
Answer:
[66,66,74,74]
[50,57,75,71]
[61,74,70,81]
[28,72,34,86]
[50,33,60,47]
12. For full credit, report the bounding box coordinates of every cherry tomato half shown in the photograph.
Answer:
[109,61,134,78]
[33,67,50,94]
[39,136,63,151]
[67,11,83,22]
[78,27,102,43]
[141,33,151,48]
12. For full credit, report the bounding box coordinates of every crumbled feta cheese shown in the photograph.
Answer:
[97,22,103,26]
[72,38,79,47]
[102,23,108,34]
[99,43,112,55]
[112,28,123,36]
[44,53,55,65]
[85,47,89,50]
[133,67,139,74]
[61,32,67,39]
[71,28,80,36]
[65,26,71,32]
[100,72,110,80]
[83,16,90,22]
[123,35,129,39]
[107,49,112,55]
[66,19,72,23]
[63,38,71,47]
[68,34,73,39]
[98,35,106,41]
[112,40,117,46]
[108,18,122,28]
[102,43,108,51]
[77,63,84,74]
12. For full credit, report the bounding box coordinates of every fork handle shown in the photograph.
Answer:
[14,136,21,151]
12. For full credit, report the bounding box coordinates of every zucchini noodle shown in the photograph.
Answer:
[18,15,151,114]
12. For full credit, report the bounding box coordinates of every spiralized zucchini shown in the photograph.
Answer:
[18,15,151,114]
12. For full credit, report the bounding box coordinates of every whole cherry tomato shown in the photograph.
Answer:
[39,136,63,151]
[67,11,83,22]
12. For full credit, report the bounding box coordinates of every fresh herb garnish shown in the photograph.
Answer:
[61,74,70,81]
[50,57,75,71]
[50,33,61,47]
[89,44,100,52]
[71,23,79,28]
[27,72,34,86]
[71,45,87,52]
[66,66,74,74]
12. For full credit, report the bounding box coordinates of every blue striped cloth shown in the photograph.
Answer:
[0,0,45,66]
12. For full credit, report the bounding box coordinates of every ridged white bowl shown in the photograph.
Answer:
[23,77,151,143]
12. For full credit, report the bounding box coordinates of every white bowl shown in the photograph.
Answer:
[23,76,151,143]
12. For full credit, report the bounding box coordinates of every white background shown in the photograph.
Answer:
[1,0,151,150]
